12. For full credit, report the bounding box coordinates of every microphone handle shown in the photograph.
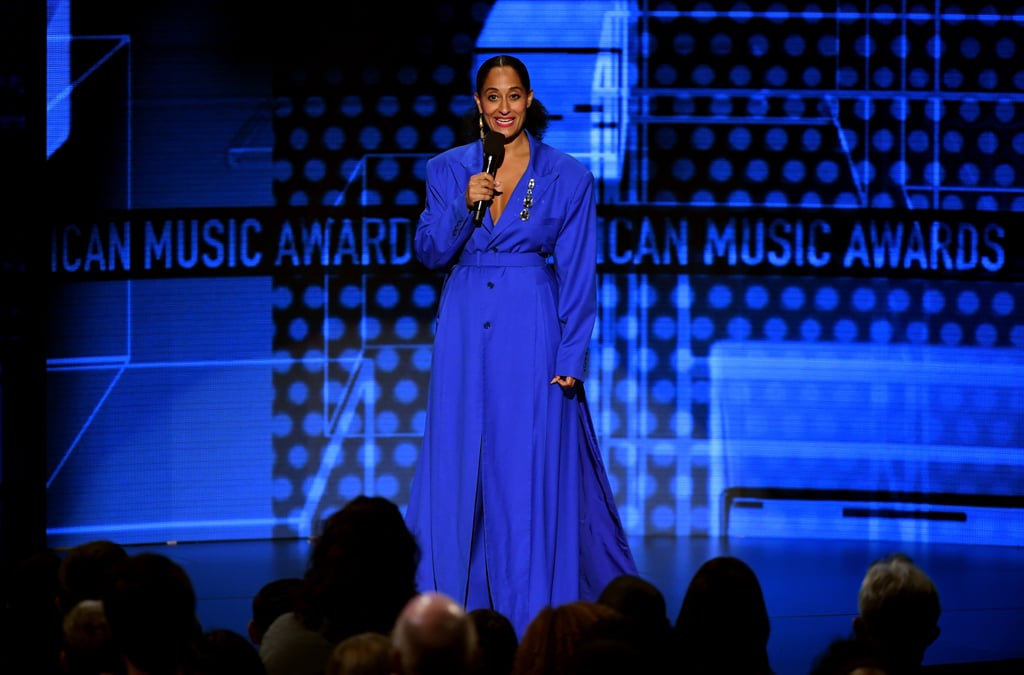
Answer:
[472,154,499,226]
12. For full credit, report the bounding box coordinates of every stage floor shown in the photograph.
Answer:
[141,534,1024,674]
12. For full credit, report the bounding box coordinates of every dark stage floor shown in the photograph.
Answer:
[140,535,1024,675]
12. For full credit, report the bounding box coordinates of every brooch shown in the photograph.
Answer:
[520,178,535,221]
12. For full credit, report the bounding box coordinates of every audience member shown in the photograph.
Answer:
[511,601,621,675]
[258,495,420,675]
[247,577,301,646]
[59,599,124,675]
[196,628,266,675]
[391,592,478,675]
[853,553,941,674]
[57,540,130,615]
[325,631,391,675]
[596,573,673,661]
[101,552,203,675]
[673,555,774,675]
[468,608,518,675]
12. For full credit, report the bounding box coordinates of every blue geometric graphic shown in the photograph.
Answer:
[44,1,1024,549]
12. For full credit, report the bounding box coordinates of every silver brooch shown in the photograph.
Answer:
[519,178,535,221]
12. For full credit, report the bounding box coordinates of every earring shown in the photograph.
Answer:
[478,112,485,139]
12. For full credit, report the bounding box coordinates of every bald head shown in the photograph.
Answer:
[391,592,477,675]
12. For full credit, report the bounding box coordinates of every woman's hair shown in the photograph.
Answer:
[461,54,551,143]
[512,601,620,675]
[673,556,773,674]
[294,496,421,643]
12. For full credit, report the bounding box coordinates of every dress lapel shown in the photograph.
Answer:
[486,134,558,240]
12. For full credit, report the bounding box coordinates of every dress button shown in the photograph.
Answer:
[487,282,494,288]
[484,322,491,329]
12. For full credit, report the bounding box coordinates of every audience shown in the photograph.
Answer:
[47,539,133,675]
[511,600,621,675]
[673,555,774,675]
[853,553,941,675]
[12,498,1014,675]
[247,577,302,646]
[468,608,518,675]
[325,632,391,675]
[258,495,420,675]
[391,592,478,675]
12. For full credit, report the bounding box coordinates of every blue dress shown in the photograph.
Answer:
[405,131,637,636]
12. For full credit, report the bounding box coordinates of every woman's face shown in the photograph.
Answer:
[475,65,533,141]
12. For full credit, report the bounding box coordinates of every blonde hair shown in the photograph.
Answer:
[325,632,391,675]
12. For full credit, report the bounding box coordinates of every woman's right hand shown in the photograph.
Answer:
[465,172,501,211]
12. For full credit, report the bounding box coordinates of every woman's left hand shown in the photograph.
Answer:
[550,375,576,392]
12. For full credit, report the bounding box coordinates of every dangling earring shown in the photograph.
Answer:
[478,112,485,139]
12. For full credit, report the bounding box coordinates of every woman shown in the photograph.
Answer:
[673,556,775,675]
[405,54,636,637]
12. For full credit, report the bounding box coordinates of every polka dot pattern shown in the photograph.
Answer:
[638,3,1023,210]
[265,3,1024,538]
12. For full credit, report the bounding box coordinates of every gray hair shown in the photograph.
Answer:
[857,553,940,641]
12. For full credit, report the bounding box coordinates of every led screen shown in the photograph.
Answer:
[46,1,1024,548]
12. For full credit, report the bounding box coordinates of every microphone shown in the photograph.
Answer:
[473,130,506,226]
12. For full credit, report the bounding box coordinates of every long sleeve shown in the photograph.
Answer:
[413,151,476,271]
[552,169,598,381]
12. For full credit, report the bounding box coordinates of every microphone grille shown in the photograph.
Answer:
[483,130,505,162]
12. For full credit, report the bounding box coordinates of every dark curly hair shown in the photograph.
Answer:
[294,496,421,643]
[460,54,551,143]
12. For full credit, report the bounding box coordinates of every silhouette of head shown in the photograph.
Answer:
[296,496,420,643]
[673,556,772,674]
[102,552,202,674]
[57,540,129,613]
[468,608,518,675]
[512,601,621,675]
[248,577,301,645]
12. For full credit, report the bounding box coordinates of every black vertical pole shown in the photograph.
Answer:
[1,0,48,568]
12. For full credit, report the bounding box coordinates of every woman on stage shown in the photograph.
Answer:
[405,54,637,636]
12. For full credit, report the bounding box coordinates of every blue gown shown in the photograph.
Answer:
[405,131,637,636]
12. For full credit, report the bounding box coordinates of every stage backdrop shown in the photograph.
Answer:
[45,1,1024,548]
